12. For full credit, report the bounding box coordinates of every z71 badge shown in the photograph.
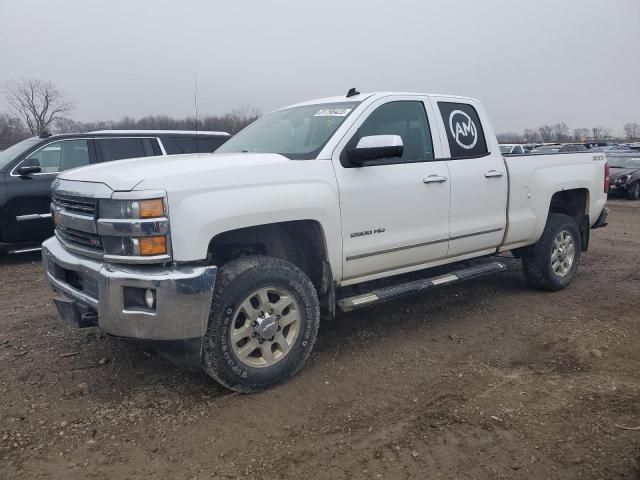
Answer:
[350,228,386,238]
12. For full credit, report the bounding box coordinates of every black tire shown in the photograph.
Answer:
[202,255,320,393]
[625,182,640,200]
[522,213,581,291]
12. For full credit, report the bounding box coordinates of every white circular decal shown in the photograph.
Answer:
[448,110,478,150]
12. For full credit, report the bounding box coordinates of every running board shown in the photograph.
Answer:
[337,261,507,312]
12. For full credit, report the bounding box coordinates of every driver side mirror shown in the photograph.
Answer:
[17,158,42,177]
[349,135,403,165]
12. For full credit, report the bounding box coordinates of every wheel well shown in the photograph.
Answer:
[207,220,332,298]
[548,188,590,250]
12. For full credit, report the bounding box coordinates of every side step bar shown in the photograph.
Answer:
[337,261,507,312]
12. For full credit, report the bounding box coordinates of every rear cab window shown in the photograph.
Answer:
[438,102,488,159]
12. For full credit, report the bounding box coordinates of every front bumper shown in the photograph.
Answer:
[42,236,216,341]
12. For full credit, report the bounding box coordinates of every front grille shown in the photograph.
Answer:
[57,227,103,252]
[53,191,103,257]
[52,193,97,216]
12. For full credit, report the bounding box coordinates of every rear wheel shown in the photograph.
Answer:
[522,213,581,291]
[202,255,320,393]
[625,182,640,200]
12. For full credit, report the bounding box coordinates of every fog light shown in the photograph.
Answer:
[144,289,155,308]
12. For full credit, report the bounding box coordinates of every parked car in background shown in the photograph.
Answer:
[585,141,615,149]
[531,143,588,154]
[523,143,543,153]
[0,130,230,254]
[607,153,640,200]
[499,144,526,154]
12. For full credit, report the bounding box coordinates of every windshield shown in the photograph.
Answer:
[0,137,41,171]
[216,102,360,159]
[609,156,640,169]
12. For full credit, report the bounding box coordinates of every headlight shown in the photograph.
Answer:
[99,198,165,219]
[102,235,168,257]
[616,175,631,183]
[98,197,170,260]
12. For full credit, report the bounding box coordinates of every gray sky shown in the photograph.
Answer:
[1,0,639,134]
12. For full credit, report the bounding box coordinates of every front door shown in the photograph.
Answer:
[4,138,93,244]
[332,98,451,283]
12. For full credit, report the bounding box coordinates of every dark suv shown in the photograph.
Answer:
[0,130,230,253]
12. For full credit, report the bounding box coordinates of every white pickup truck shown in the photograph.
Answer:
[42,90,609,392]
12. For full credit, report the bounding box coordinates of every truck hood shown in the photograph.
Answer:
[58,153,290,191]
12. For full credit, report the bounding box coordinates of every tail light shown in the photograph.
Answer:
[604,162,610,193]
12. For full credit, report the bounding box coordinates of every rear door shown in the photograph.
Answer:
[332,96,450,282]
[431,99,508,257]
[4,138,94,244]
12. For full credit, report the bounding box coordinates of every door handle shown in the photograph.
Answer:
[423,175,448,184]
[485,170,504,178]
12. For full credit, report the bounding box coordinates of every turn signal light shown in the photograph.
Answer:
[139,199,164,218]
[138,236,167,256]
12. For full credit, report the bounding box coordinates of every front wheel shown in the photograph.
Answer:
[625,182,640,200]
[522,213,581,291]
[202,256,320,393]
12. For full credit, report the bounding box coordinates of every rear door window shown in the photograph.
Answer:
[164,136,227,154]
[95,138,156,162]
[198,137,227,153]
[438,102,488,159]
[171,137,198,153]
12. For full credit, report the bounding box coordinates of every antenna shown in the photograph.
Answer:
[194,73,199,135]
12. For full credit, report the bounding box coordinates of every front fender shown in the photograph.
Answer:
[156,161,343,280]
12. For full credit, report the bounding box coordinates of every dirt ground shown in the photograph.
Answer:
[1,199,639,480]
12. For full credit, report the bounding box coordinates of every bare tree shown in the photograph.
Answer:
[522,128,541,143]
[552,122,570,142]
[538,124,554,142]
[623,122,640,141]
[4,79,73,135]
[222,105,261,134]
[591,126,611,141]
[0,113,30,149]
[572,128,590,142]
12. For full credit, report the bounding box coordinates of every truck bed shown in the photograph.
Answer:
[501,151,607,251]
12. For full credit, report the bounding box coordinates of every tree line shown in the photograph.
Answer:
[2,78,639,151]
[0,78,259,150]
[497,121,640,144]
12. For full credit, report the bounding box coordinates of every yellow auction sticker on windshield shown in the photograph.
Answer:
[314,108,352,117]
